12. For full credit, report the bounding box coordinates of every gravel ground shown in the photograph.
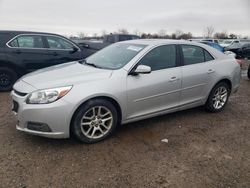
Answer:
[0,61,249,188]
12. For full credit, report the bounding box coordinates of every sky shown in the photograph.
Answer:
[0,0,249,37]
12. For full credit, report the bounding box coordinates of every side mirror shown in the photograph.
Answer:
[70,46,79,53]
[132,65,151,75]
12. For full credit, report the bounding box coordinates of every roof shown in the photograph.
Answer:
[121,39,207,47]
[0,30,64,37]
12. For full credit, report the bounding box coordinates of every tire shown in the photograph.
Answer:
[248,65,250,80]
[71,99,118,144]
[205,82,230,113]
[0,67,18,91]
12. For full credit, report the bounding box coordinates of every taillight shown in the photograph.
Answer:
[236,59,243,68]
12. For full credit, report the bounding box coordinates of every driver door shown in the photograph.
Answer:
[126,45,182,120]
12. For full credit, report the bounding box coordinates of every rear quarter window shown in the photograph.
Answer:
[181,45,214,65]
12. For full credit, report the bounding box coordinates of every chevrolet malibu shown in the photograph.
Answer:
[11,40,241,143]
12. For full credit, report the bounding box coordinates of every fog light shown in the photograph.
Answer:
[27,122,52,132]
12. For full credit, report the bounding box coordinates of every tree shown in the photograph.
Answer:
[214,31,228,39]
[158,29,167,38]
[77,32,86,39]
[203,26,215,38]
[133,29,141,36]
[229,33,237,39]
[101,30,107,37]
[175,30,184,39]
[117,28,129,34]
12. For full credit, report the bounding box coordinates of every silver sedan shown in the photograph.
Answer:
[11,40,241,143]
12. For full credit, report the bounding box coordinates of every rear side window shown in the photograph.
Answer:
[181,45,214,65]
[204,50,214,61]
[138,45,176,71]
[46,36,75,50]
[8,35,44,48]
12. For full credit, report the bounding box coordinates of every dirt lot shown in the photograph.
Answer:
[0,61,249,188]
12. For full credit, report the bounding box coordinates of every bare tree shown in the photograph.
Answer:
[203,26,215,38]
[77,32,86,39]
[117,28,129,34]
[133,29,141,36]
[158,29,167,38]
[175,29,184,39]
[214,31,228,39]
[101,30,107,37]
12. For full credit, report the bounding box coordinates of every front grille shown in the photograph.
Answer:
[12,100,19,113]
[14,89,27,97]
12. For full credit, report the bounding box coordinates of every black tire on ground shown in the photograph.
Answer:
[0,67,18,91]
[71,99,118,144]
[205,82,231,113]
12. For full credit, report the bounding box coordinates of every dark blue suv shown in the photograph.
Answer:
[0,31,87,91]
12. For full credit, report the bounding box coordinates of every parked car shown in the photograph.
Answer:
[200,41,238,61]
[76,34,140,57]
[220,39,240,47]
[200,41,224,52]
[189,39,219,43]
[225,42,250,59]
[0,30,87,91]
[11,40,241,143]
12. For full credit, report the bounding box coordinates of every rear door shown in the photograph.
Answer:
[6,34,51,72]
[180,44,215,106]
[44,35,83,65]
[126,45,182,119]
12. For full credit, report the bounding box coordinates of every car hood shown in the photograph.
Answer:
[18,61,113,91]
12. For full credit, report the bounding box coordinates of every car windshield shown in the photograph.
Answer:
[85,43,146,70]
[223,40,233,44]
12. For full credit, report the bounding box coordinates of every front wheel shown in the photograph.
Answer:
[71,99,118,143]
[205,82,230,113]
[0,67,18,91]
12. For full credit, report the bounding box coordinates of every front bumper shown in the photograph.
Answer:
[11,91,73,139]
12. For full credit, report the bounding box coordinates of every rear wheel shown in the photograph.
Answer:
[0,67,18,91]
[71,99,118,143]
[205,82,230,113]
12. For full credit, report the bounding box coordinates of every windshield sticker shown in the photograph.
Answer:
[127,46,143,52]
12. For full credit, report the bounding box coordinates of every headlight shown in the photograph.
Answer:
[26,86,72,104]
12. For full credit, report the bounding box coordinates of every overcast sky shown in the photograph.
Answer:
[0,0,249,37]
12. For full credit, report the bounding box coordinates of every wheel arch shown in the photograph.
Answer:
[0,60,25,76]
[69,95,123,136]
[205,78,232,104]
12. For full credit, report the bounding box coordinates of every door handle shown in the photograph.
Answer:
[52,52,58,56]
[207,69,215,74]
[169,76,179,82]
[13,49,21,54]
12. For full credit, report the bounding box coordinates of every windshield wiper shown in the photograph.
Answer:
[79,59,102,69]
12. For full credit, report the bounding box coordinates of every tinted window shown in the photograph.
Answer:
[46,36,74,50]
[9,35,44,48]
[106,36,114,43]
[181,45,213,65]
[138,45,176,71]
[204,50,214,61]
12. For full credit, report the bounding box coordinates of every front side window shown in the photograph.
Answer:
[8,35,44,48]
[46,36,74,50]
[138,45,176,71]
[181,45,214,65]
[86,43,146,70]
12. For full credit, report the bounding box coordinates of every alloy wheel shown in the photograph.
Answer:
[80,106,113,139]
[212,86,228,110]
